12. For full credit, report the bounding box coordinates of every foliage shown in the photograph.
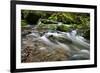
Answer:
[21,20,27,27]
[48,12,75,24]
[21,10,90,40]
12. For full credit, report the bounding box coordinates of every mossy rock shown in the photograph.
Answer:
[57,24,70,32]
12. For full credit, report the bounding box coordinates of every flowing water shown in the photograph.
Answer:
[22,27,90,61]
[29,30,90,60]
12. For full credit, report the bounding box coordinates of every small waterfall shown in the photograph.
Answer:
[40,35,58,48]
[71,30,77,37]
[38,30,90,50]
[26,29,90,60]
[62,30,90,49]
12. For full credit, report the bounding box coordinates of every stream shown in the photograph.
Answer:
[21,26,90,62]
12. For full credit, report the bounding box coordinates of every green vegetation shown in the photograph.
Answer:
[21,10,90,40]
[21,20,27,27]
[48,12,75,24]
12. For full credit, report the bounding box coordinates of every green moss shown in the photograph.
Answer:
[57,24,70,32]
